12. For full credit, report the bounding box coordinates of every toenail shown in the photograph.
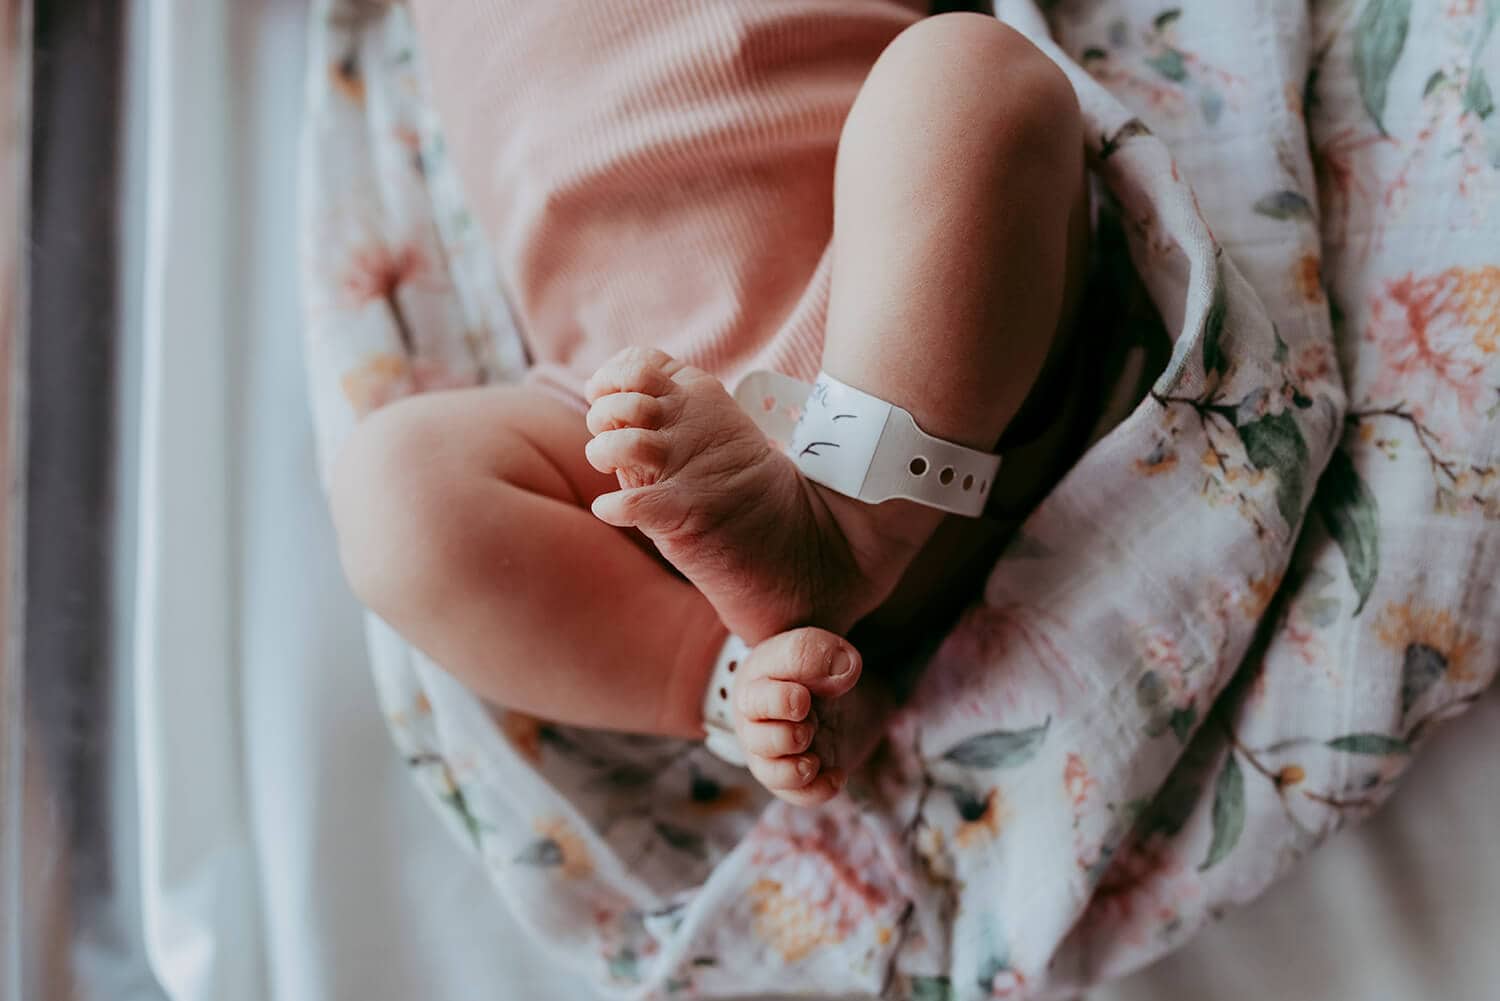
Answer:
[830,650,857,679]
[795,723,814,747]
[796,757,816,780]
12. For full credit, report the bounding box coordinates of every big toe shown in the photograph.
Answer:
[584,347,684,401]
[741,628,862,699]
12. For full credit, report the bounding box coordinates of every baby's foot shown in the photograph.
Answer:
[726,628,880,806]
[584,348,912,643]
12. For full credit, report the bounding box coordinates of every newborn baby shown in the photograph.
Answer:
[331,0,1090,806]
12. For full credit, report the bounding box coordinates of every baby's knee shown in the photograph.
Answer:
[860,13,1082,167]
[329,399,471,622]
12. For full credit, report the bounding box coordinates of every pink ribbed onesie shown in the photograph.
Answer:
[409,0,925,400]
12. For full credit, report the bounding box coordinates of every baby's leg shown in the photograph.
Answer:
[330,387,725,737]
[333,388,860,800]
[585,14,1086,802]
[818,13,1088,567]
[588,14,1086,639]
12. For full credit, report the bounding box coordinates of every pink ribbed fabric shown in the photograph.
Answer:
[409,0,923,397]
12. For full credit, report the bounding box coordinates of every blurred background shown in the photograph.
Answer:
[3,2,1499,1000]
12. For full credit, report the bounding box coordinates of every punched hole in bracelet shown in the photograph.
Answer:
[962,474,974,491]
[939,467,955,485]
[909,456,928,476]
[719,687,728,700]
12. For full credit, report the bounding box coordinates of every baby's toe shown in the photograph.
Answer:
[747,752,821,793]
[740,717,816,758]
[734,677,812,723]
[586,392,665,435]
[585,347,684,402]
[775,769,846,808]
[584,427,669,479]
[741,628,862,699]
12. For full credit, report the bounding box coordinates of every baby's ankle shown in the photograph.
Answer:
[804,482,944,632]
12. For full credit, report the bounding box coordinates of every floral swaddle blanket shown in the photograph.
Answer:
[299,1,1500,998]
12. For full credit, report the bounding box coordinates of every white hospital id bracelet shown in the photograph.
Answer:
[790,372,1002,517]
[701,633,751,766]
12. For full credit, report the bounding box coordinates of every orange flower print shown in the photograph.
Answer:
[330,52,364,104]
[522,816,593,879]
[1364,267,1499,449]
[748,879,842,964]
[340,352,479,418]
[1293,253,1324,303]
[744,810,899,964]
[955,788,1010,848]
[1134,441,1179,476]
[1375,600,1480,690]
[498,710,545,764]
[1064,753,1097,810]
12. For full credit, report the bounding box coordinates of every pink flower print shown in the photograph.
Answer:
[744,809,900,963]
[915,602,1084,724]
[1077,833,1199,951]
[340,240,430,355]
[1364,267,1498,449]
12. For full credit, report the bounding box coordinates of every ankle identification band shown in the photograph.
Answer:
[701,634,750,766]
[734,370,1002,518]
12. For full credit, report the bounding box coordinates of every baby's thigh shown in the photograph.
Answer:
[341,384,616,513]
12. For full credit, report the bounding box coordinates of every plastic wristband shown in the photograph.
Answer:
[734,370,1002,518]
[701,634,751,766]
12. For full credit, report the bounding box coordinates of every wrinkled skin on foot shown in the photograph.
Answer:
[584,348,905,804]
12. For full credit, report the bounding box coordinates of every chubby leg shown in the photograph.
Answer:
[585,21,1087,654]
[819,12,1088,558]
[329,387,732,737]
[584,15,1087,794]
[330,386,864,802]
[586,14,1086,633]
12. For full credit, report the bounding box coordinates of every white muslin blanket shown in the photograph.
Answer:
[298,1,1500,998]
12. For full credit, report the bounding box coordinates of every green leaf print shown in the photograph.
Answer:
[1401,643,1447,714]
[1199,88,1225,124]
[1143,738,1214,838]
[1353,0,1411,135]
[941,719,1051,769]
[1300,594,1342,627]
[1313,447,1381,615]
[1253,190,1316,220]
[975,953,1012,990]
[1169,704,1198,744]
[1423,70,1448,98]
[1147,48,1189,82]
[909,975,955,1001]
[607,948,640,982]
[1201,260,1229,377]
[514,837,564,867]
[1153,8,1183,31]
[1463,68,1495,120]
[1199,753,1245,870]
[1237,411,1311,529]
[1326,733,1411,755]
[440,788,487,848]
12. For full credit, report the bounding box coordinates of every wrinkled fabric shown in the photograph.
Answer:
[298,1,1500,998]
